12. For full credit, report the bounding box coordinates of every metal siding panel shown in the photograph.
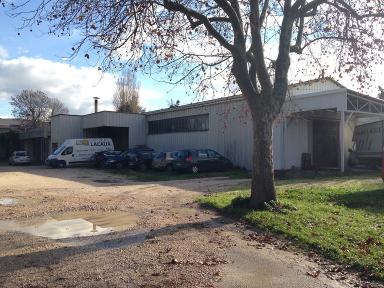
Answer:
[284,118,310,169]
[289,79,342,96]
[283,91,346,114]
[51,115,82,149]
[272,122,284,170]
[147,99,253,169]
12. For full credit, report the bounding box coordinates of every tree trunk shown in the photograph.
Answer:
[249,107,276,209]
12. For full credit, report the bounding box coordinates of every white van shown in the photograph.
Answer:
[46,138,114,168]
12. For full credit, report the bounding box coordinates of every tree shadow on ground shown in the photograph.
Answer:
[332,188,384,213]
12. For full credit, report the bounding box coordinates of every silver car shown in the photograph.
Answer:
[152,152,176,171]
[9,151,31,165]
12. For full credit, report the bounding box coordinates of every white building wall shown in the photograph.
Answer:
[147,99,254,169]
[81,111,147,148]
[50,79,372,171]
[147,90,346,170]
[283,118,311,169]
[289,78,343,96]
[50,115,82,149]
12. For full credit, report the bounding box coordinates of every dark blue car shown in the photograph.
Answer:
[104,147,154,170]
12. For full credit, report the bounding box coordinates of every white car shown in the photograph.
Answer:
[9,151,31,165]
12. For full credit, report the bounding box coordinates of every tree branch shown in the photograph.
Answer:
[260,0,270,25]
[163,0,236,53]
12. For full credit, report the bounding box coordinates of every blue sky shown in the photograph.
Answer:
[0,6,189,117]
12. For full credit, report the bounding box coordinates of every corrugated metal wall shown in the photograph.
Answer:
[49,79,353,170]
[147,99,254,169]
[51,112,147,150]
[51,115,82,151]
[147,98,321,170]
[82,112,147,147]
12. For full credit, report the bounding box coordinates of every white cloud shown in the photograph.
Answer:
[0,57,117,115]
[139,87,165,111]
[0,45,9,59]
[0,56,172,115]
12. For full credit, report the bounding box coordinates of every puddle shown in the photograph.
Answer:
[0,211,138,240]
[93,179,124,184]
[0,198,18,206]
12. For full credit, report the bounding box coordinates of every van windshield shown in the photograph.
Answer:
[53,145,66,155]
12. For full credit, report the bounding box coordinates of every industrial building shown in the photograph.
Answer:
[43,78,384,171]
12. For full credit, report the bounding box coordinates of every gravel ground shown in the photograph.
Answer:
[0,166,382,288]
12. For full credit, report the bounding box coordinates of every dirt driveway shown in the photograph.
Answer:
[0,166,380,288]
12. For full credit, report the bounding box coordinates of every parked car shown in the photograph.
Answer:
[9,151,31,165]
[90,150,121,168]
[104,147,155,170]
[171,149,232,173]
[152,152,176,170]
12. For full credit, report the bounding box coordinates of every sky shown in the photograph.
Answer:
[0,6,188,118]
[1,3,384,118]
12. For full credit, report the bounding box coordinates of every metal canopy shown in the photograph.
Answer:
[290,108,339,121]
[347,91,384,114]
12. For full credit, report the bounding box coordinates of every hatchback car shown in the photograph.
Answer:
[171,149,232,173]
[152,152,176,170]
[9,151,31,165]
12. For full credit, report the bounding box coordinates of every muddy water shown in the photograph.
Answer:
[0,211,138,240]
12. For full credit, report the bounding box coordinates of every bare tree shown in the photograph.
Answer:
[113,71,143,113]
[48,98,69,116]
[10,90,50,128]
[10,90,68,127]
[8,0,384,208]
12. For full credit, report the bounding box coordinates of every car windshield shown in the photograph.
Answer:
[15,152,27,157]
[53,145,66,155]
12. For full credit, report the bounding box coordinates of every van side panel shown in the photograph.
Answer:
[50,138,114,166]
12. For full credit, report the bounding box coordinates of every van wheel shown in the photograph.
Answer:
[166,164,173,172]
[191,165,199,174]
[58,161,66,168]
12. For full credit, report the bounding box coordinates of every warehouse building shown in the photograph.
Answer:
[49,78,384,172]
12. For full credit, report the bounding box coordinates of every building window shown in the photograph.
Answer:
[148,114,209,135]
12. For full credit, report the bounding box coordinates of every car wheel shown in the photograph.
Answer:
[191,165,199,174]
[100,160,108,169]
[116,162,123,169]
[139,163,147,171]
[166,164,173,172]
[58,161,66,168]
[224,162,233,171]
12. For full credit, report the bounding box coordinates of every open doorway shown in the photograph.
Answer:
[313,120,339,169]
[83,126,129,151]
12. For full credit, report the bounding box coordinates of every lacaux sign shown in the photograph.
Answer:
[89,140,112,147]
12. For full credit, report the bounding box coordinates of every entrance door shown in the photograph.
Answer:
[313,120,339,168]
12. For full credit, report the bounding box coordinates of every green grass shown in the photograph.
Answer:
[0,161,9,166]
[200,175,384,280]
[107,168,250,181]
